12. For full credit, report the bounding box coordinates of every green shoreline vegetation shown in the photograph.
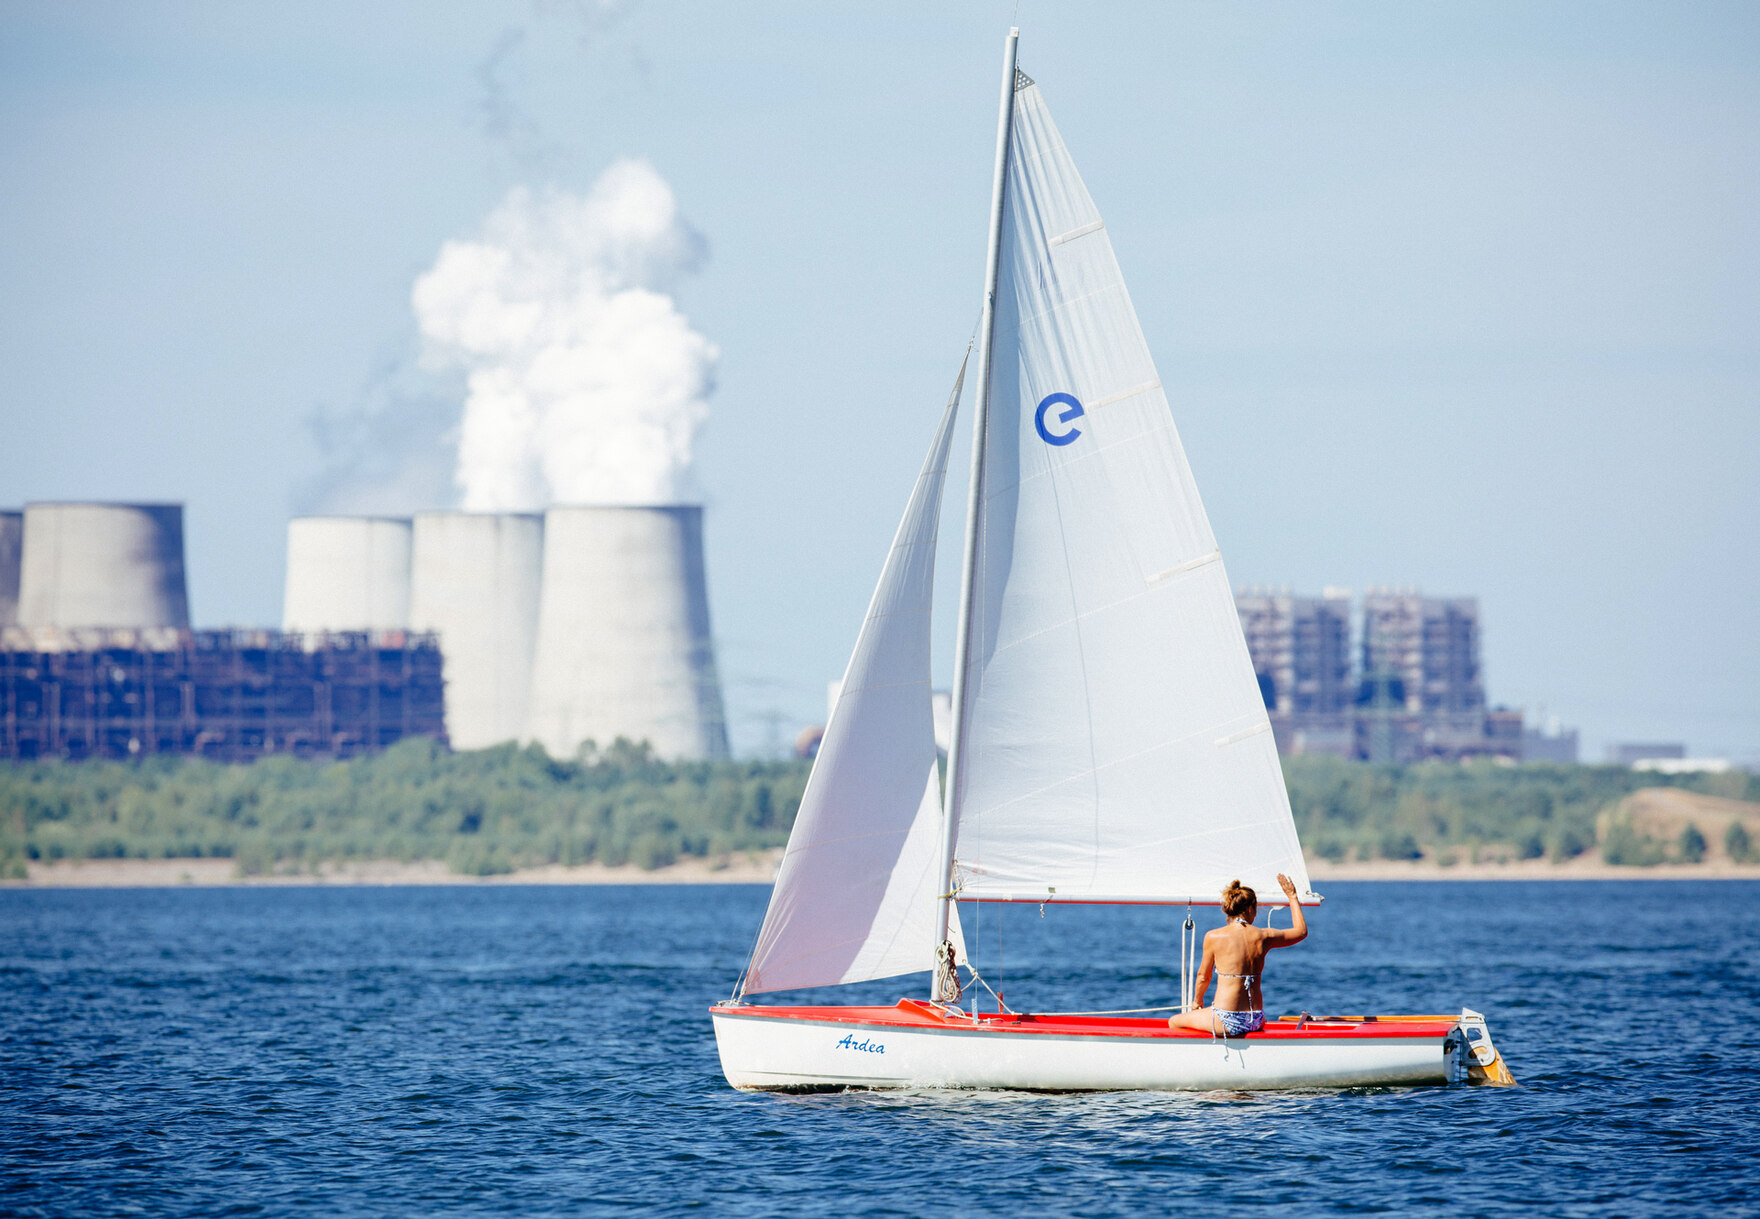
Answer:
[1,743,1754,881]
[0,740,807,880]
[1281,755,1755,867]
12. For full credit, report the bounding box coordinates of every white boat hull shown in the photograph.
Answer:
[711,1003,1500,1093]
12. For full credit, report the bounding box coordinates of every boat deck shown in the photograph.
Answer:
[716,999,1458,1042]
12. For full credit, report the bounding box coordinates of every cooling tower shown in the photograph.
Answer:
[409,512,544,750]
[282,516,412,632]
[0,511,20,626]
[527,505,729,761]
[16,503,190,628]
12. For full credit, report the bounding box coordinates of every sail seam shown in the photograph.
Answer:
[834,677,931,694]
[858,608,933,623]
[981,415,1181,502]
[964,814,1294,861]
[1002,281,1133,337]
[1087,380,1160,410]
[956,716,1276,822]
[780,827,918,853]
[1036,375,1107,896]
[982,561,1220,656]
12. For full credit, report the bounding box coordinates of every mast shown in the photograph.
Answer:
[934,26,1019,1002]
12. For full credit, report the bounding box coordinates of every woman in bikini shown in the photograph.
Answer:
[1166,873,1307,1036]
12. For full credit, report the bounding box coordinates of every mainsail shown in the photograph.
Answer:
[740,368,968,995]
[949,77,1313,905]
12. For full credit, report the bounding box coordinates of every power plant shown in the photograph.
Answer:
[409,512,543,751]
[527,505,729,761]
[3,497,732,763]
[16,503,190,630]
[0,510,21,626]
[282,516,413,633]
[0,502,443,761]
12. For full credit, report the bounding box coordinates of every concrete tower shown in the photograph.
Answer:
[282,516,412,633]
[0,510,21,627]
[17,502,191,628]
[527,505,729,761]
[409,512,544,750]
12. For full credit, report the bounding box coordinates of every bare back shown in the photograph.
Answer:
[1207,920,1273,1012]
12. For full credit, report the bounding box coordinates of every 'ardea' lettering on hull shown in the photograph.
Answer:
[1034,392,1085,446]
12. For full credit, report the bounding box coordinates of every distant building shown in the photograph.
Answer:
[1238,585,1522,764]
[1236,588,1354,757]
[0,510,21,627]
[1236,588,1353,715]
[1608,742,1685,765]
[1361,590,1484,715]
[1522,721,1580,763]
[1632,757,1730,775]
[0,627,446,762]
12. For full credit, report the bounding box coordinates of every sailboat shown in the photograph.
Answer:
[711,30,1514,1093]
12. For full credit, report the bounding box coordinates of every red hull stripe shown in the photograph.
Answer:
[711,1000,1455,1042]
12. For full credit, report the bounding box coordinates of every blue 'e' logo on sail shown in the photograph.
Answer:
[1034,393,1085,446]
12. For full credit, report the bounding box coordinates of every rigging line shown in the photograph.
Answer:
[729,885,774,1001]
[962,962,1013,1013]
[1037,402,1105,893]
[996,897,1004,1013]
[973,883,982,1001]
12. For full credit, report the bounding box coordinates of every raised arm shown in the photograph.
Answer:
[1264,873,1308,947]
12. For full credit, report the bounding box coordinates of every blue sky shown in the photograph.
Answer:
[2,1,1756,760]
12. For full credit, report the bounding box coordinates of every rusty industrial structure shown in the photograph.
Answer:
[0,627,446,762]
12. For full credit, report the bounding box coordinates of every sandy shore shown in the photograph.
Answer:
[6,852,787,888]
[1305,856,1760,882]
[6,850,1759,888]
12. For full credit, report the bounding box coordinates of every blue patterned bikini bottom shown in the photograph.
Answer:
[1215,1008,1265,1037]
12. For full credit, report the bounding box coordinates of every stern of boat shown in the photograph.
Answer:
[1445,1008,1517,1086]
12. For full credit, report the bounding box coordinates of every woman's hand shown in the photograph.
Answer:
[1270,873,1308,945]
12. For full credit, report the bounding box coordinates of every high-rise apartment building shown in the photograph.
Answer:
[1360,590,1484,714]
[1235,588,1353,715]
[1236,588,1354,756]
[1237,586,1521,763]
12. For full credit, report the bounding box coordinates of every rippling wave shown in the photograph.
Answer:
[2,880,1754,1215]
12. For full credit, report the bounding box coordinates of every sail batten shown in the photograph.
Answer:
[949,79,1312,908]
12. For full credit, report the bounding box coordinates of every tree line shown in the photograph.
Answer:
[1281,755,1755,865]
[0,739,806,879]
[1,745,1753,880]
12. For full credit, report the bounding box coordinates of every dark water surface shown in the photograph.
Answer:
[3,881,1756,1216]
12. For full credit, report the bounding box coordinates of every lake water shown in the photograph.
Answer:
[3,880,1756,1216]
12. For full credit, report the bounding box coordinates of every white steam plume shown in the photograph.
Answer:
[413,160,717,509]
